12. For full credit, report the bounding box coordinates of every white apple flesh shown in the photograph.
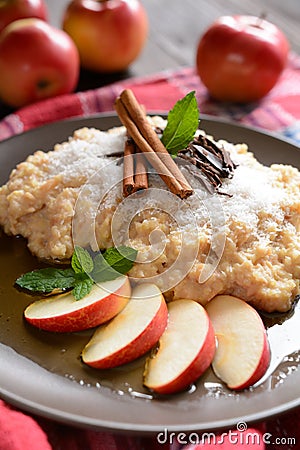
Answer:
[206,295,270,390]
[82,283,168,369]
[143,299,216,395]
[24,276,131,333]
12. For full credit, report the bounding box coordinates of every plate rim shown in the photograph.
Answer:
[1,110,299,148]
[1,384,299,435]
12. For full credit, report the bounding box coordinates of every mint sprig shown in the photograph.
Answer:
[16,267,76,293]
[72,276,94,301]
[72,246,94,274]
[92,246,138,282]
[161,91,199,156]
[16,245,137,301]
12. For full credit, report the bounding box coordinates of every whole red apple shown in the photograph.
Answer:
[196,15,289,103]
[0,18,80,108]
[62,0,148,73]
[0,0,48,34]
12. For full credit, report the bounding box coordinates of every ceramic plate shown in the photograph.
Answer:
[0,113,299,434]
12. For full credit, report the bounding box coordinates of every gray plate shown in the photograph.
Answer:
[0,113,299,435]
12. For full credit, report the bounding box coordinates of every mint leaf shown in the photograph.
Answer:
[16,245,137,299]
[91,246,137,282]
[72,277,93,301]
[92,261,120,283]
[72,246,94,274]
[15,268,76,293]
[104,246,138,270]
[161,91,199,155]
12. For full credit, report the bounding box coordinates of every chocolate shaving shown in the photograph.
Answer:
[178,134,237,196]
[180,160,215,194]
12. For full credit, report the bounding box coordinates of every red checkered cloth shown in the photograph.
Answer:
[1,53,300,142]
[0,53,299,449]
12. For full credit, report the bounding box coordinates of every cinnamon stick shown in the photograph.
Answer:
[120,89,193,193]
[123,137,135,196]
[115,90,193,199]
[115,98,186,197]
[123,137,149,196]
[134,149,148,192]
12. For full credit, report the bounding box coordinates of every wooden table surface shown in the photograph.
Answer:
[0,0,299,120]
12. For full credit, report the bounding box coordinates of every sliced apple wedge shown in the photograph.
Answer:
[143,299,216,395]
[24,276,131,332]
[206,295,270,390]
[81,283,168,369]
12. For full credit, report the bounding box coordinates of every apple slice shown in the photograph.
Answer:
[82,283,168,369]
[143,299,216,395]
[206,295,270,390]
[24,276,130,333]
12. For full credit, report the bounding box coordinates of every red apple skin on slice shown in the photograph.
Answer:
[206,295,270,390]
[24,276,131,333]
[143,299,216,395]
[81,283,168,369]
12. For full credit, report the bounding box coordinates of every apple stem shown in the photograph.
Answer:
[256,11,267,27]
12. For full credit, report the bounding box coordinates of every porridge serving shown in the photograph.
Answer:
[0,115,300,313]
